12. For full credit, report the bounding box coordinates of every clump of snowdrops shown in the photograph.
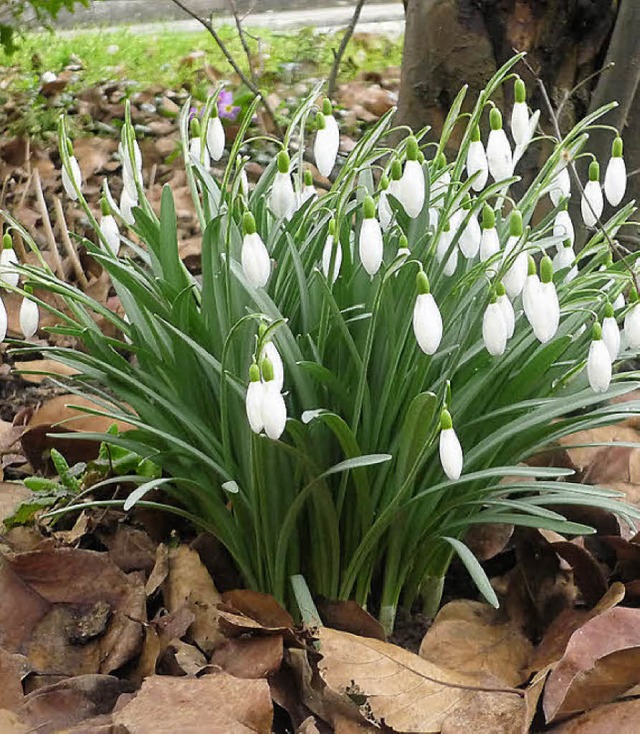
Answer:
[3,56,640,631]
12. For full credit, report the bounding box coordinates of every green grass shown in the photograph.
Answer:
[0,25,403,138]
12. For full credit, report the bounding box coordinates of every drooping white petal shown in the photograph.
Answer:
[241,232,271,288]
[321,234,342,284]
[604,156,626,207]
[0,297,7,342]
[62,156,82,200]
[263,342,284,391]
[553,210,574,248]
[549,166,570,206]
[497,293,515,338]
[483,302,507,356]
[522,273,541,328]
[531,281,560,344]
[299,185,316,207]
[314,118,340,177]
[552,246,577,282]
[412,293,443,355]
[0,248,19,288]
[189,138,210,170]
[511,101,529,147]
[261,382,287,440]
[240,168,249,197]
[19,297,39,339]
[587,339,612,392]
[436,227,458,277]
[379,190,393,231]
[428,207,439,232]
[466,140,488,192]
[458,213,481,259]
[270,171,296,220]
[359,218,384,277]
[206,115,225,161]
[613,292,625,312]
[479,226,500,264]
[430,171,451,207]
[246,380,265,434]
[602,316,620,360]
[486,129,513,182]
[120,187,137,225]
[502,236,527,298]
[100,214,120,257]
[513,109,539,167]
[439,427,463,481]
[581,180,603,227]
[398,159,425,219]
[625,304,640,350]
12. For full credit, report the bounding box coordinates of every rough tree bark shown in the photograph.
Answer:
[396,0,640,246]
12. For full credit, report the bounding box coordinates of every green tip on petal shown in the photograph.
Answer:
[612,136,623,158]
[416,270,430,295]
[66,139,74,156]
[363,195,376,219]
[563,238,572,249]
[490,107,503,131]
[190,118,201,137]
[261,356,275,382]
[3,233,12,250]
[560,199,568,211]
[399,234,408,250]
[24,285,33,296]
[249,363,261,382]
[328,219,336,236]
[391,159,402,181]
[489,287,497,304]
[304,170,313,186]
[471,124,481,143]
[322,98,332,116]
[258,322,268,338]
[440,409,453,431]
[509,210,523,237]
[540,255,553,283]
[277,150,290,174]
[315,111,326,130]
[482,204,495,229]
[496,282,506,297]
[604,301,614,318]
[417,150,425,164]
[442,220,451,232]
[592,321,602,341]
[242,212,256,235]
[631,287,639,303]
[100,198,110,216]
[406,136,419,161]
[588,161,600,182]
[527,255,536,276]
[514,78,526,104]
[380,174,389,190]
[436,152,447,168]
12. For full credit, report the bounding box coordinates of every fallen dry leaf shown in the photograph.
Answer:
[12,359,79,384]
[210,634,283,679]
[0,482,32,526]
[113,672,273,733]
[316,599,385,641]
[0,648,31,710]
[547,697,640,732]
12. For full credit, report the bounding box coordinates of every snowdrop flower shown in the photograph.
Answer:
[398,136,425,218]
[314,100,340,178]
[0,233,19,288]
[321,219,342,284]
[552,239,577,282]
[412,271,442,355]
[245,363,265,434]
[300,170,317,205]
[458,199,481,259]
[206,110,225,162]
[625,291,640,350]
[262,339,284,392]
[436,221,458,277]
[395,234,411,263]
[388,159,402,203]
[553,202,574,248]
[439,409,463,481]
[502,210,527,298]
[428,207,439,233]
[613,291,625,313]
[549,165,570,206]
[480,205,500,268]
[496,282,515,339]
[604,136,626,207]
[466,125,488,192]
[430,154,450,208]
[270,151,296,220]
[522,255,540,328]
[602,301,620,360]
[241,212,271,288]
[19,287,39,340]
[189,120,210,170]
[483,289,508,356]
[378,175,394,231]
[99,198,120,257]
[119,137,142,198]
[531,256,560,344]
[0,296,7,342]
[513,109,540,168]
[120,187,136,226]
[358,196,383,277]
[62,142,82,201]
[486,108,513,183]
[511,78,529,147]
[260,357,287,440]
[581,161,603,227]
[239,166,249,198]
[587,322,612,392]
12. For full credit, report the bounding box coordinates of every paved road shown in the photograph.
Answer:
[59,2,405,36]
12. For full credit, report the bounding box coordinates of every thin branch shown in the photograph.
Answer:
[52,196,89,290]
[33,169,64,279]
[169,0,282,136]
[328,0,367,99]
[556,62,615,121]
[228,0,256,84]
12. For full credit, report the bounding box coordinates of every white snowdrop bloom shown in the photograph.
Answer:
[604,137,626,207]
[553,205,574,248]
[513,109,540,168]
[379,178,394,231]
[496,284,515,339]
[531,256,560,344]
[479,205,500,268]
[241,213,271,288]
[625,299,640,350]
[602,303,620,361]
[239,166,249,197]
[552,240,577,282]
[511,78,529,147]
[120,187,136,226]
[119,139,142,198]
[99,197,120,256]
[458,205,481,259]
[359,196,383,277]
[502,211,527,298]
[388,159,402,204]
[263,341,284,392]
[483,298,508,356]
[62,155,82,200]
[0,239,19,288]
[549,165,571,206]
[439,410,463,481]
[399,138,425,219]
[436,222,458,277]
[270,151,296,220]
[206,113,225,162]
[613,291,625,312]
[587,323,612,393]
[412,272,442,355]
[245,364,265,434]
[428,207,439,232]
[430,155,450,207]
[259,357,287,440]
[19,292,39,339]
[321,221,342,284]
[0,296,7,342]
[486,108,513,183]
[466,125,488,192]
[297,170,316,209]
[581,161,603,227]
[522,256,541,328]
[314,101,340,177]
[189,137,210,170]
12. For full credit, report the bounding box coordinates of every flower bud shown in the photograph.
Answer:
[587,321,612,392]
[604,137,626,207]
[439,409,463,481]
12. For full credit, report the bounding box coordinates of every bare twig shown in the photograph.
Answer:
[33,169,64,279]
[328,0,367,99]
[556,62,615,121]
[169,0,282,136]
[53,196,89,290]
[228,0,256,83]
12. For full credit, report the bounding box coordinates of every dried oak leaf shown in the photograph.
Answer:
[113,672,273,733]
[543,606,640,722]
[419,600,533,687]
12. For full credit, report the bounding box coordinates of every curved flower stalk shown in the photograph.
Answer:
[581,161,603,227]
[314,99,340,178]
[466,125,488,192]
[604,137,626,207]
[0,233,19,288]
[502,210,527,298]
[399,136,425,218]
[206,109,225,162]
[587,322,612,392]
[99,198,120,257]
[19,287,39,340]
[241,212,271,288]
[486,108,513,182]
[270,150,296,220]
[553,239,577,282]
[359,195,383,277]
[483,289,508,356]
[322,220,342,284]
[439,409,463,481]
[602,301,620,361]
[413,271,442,355]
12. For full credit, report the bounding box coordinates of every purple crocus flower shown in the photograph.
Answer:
[217,90,241,121]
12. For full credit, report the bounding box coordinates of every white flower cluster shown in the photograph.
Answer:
[0,233,39,342]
